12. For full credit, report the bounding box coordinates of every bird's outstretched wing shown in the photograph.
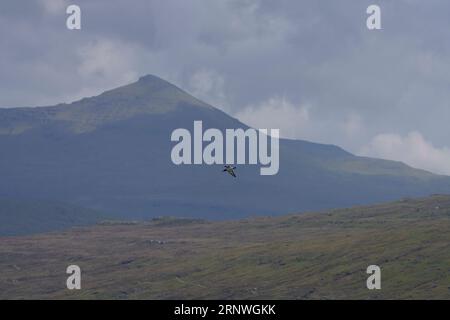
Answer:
[222,165,237,177]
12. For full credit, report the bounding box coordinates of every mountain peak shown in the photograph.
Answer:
[93,74,213,111]
[137,74,168,83]
[65,74,213,131]
[99,74,196,102]
[0,74,212,134]
[120,73,178,92]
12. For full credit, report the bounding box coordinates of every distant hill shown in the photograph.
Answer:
[1,195,449,299]
[0,199,106,236]
[1,74,450,225]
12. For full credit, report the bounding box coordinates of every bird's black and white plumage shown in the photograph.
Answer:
[223,165,237,177]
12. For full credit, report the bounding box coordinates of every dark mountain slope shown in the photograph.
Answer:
[0,199,106,236]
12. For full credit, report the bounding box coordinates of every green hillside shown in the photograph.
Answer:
[0,195,449,299]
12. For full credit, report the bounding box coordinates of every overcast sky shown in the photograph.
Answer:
[1,0,450,174]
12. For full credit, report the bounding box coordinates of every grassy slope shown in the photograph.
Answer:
[0,195,449,299]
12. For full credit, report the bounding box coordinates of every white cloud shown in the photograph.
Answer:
[73,39,141,101]
[234,97,369,149]
[77,39,138,83]
[341,113,363,137]
[235,96,310,139]
[360,131,450,175]
[188,69,229,111]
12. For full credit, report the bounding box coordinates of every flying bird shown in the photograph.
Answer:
[223,165,237,177]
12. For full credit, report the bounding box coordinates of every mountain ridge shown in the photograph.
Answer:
[0,74,214,134]
[0,74,438,178]
[0,74,449,233]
